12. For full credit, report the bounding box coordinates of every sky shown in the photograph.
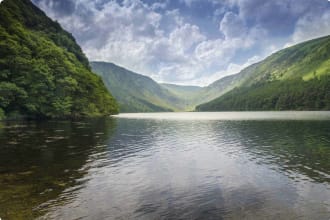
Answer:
[31,0,330,86]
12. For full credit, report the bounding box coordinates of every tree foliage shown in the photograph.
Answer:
[0,0,118,119]
[91,62,183,113]
[197,76,330,111]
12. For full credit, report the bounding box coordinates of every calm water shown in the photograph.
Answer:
[0,112,330,219]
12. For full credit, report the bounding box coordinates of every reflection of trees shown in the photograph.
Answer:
[0,118,116,219]
[214,121,330,183]
[104,119,168,163]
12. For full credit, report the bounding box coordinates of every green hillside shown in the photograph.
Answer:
[195,64,259,105]
[160,83,202,110]
[197,36,330,111]
[1,0,328,117]
[0,0,118,119]
[91,60,249,112]
[91,61,228,112]
[160,65,262,109]
[92,34,330,113]
[91,62,186,112]
[161,83,202,98]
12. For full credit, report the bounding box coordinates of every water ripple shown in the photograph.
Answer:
[0,114,329,219]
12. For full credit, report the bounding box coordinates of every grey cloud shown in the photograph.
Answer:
[291,10,330,44]
[236,0,329,36]
[32,0,76,16]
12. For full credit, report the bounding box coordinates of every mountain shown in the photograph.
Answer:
[91,62,186,112]
[0,0,118,119]
[158,65,261,109]
[161,83,202,98]
[197,36,330,111]
[160,83,202,110]
[91,60,256,112]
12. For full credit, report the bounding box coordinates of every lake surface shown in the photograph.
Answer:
[0,112,330,219]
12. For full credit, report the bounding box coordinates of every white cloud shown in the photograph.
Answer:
[169,24,206,52]
[32,0,330,86]
[76,0,273,85]
[179,0,198,7]
[290,10,330,45]
[220,12,247,38]
[150,1,168,10]
[191,55,263,86]
[195,39,236,64]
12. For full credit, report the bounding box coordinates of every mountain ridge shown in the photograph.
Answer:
[2,0,327,116]
[91,61,250,112]
[90,35,330,113]
[91,61,184,112]
[196,35,330,111]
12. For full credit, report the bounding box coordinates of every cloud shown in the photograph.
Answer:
[32,0,330,86]
[220,12,246,38]
[150,1,168,10]
[169,23,206,52]
[183,55,263,86]
[195,39,236,64]
[290,10,330,44]
[232,0,329,36]
[33,0,76,16]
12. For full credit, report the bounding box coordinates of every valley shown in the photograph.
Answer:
[92,35,330,113]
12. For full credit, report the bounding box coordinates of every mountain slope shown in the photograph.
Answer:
[195,64,259,105]
[160,83,202,110]
[91,60,256,112]
[0,0,118,119]
[160,65,260,109]
[161,83,202,97]
[197,36,330,111]
[91,62,185,112]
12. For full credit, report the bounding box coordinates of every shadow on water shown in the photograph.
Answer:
[0,118,117,219]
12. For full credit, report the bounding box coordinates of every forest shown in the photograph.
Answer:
[0,0,118,120]
[196,76,330,111]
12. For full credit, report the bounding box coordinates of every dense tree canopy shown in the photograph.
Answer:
[196,76,330,111]
[0,0,118,119]
[91,62,184,113]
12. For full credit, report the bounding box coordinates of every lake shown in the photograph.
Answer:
[0,112,330,219]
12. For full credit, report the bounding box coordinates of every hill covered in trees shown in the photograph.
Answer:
[0,0,118,119]
[91,61,255,113]
[2,0,328,116]
[196,36,330,111]
[92,34,330,113]
[91,62,184,112]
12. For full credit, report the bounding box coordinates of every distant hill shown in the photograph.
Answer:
[160,65,264,109]
[2,1,327,117]
[91,60,257,112]
[160,84,202,110]
[0,0,118,119]
[196,35,330,111]
[161,83,202,97]
[92,35,330,113]
[91,62,186,112]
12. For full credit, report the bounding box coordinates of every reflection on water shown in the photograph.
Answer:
[0,112,330,219]
[115,111,330,121]
[0,118,116,219]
